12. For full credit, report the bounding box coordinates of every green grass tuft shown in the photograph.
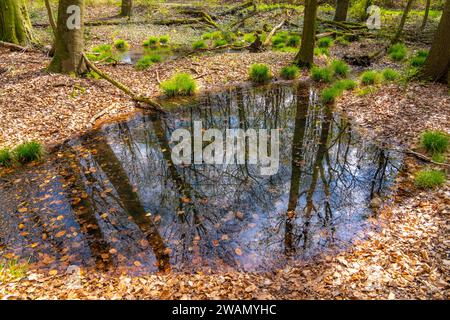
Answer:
[414,169,446,189]
[114,39,129,51]
[0,148,12,167]
[420,130,449,154]
[286,35,301,47]
[160,73,197,97]
[321,86,341,103]
[159,35,169,45]
[249,64,271,83]
[214,39,228,47]
[382,68,399,81]
[410,50,428,67]
[13,141,44,164]
[317,37,334,48]
[388,43,407,61]
[431,153,446,164]
[243,33,256,43]
[143,36,159,47]
[360,70,381,85]
[135,55,161,70]
[311,66,333,82]
[333,79,357,91]
[280,65,300,80]
[330,60,350,78]
[192,40,207,50]
[314,47,329,56]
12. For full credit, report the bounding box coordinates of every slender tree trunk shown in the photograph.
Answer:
[48,0,86,74]
[421,0,431,30]
[120,0,132,17]
[0,0,34,45]
[294,0,318,68]
[334,0,350,22]
[391,0,415,44]
[421,0,450,84]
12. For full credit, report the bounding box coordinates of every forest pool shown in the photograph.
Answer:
[0,82,402,274]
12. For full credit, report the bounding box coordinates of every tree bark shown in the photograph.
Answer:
[391,0,415,44]
[0,0,34,45]
[421,0,450,84]
[120,0,132,17]
[294,0,318,68]
[48,0,86,74]
[334,0,350,22]
[421,0,431,30]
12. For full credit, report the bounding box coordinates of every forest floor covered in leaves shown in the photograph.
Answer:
[1,2,449,300]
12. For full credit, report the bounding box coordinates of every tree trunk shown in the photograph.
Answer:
[391,0,415,44]
[421,0,450,84]
[0,0,34,45]
[48,0,86,74]
[294,0,318,68]
[421,0,431,30]
[120,0,132,17]
[334,0,350,22]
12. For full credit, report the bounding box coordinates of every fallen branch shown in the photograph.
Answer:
[263,19,287,46]
[220,1,255,16]
[0,41,29,52]
[82,53,165,113]
[403,148,450,168]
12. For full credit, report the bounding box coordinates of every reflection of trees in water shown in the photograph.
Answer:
[0,83,401,272]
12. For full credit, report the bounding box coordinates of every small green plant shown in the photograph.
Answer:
[271,31,289,48]
[0,148,12,167]
[333,79,357,91]
[356,86,377,96]
[286,35,301,47]
[243,33,256,43]
[13,141,44,164]
[360,70,381,85]
[388,43,407,61]
[335,36,349,46]
[317,37,334,48]
[87,44,115,62]
[143,36,159,47]
[330,60,350,78]
[431,153,446,164]
[314,47,329,56]
[201,32,213,40]
[159,35,169,45]
[410,50,428,67]
[420,130,449,154]
[214,39,228,47]
[135,55,161,70]
[0,259,28,281]
[280,65,300,80]
[114,39,129,51]
[414,169,446,189]
[192,40,207,50]
[249,64,271,83]
[160,73,197,97]
[311,66,333,82]
[382,68,399,81]
[321,86,341,103]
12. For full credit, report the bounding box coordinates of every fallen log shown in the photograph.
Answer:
[82,53,165,113]
[220,1,255,16]
[263,19,287,46]
[0,41,29,52]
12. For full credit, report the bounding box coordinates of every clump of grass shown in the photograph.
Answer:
[280,65,300,80]
[0,259,28,281]
[159,35,169,45]
[335,36,349,46]
[431,153,446,164]
[317,37,334,48]
[420,130,449,154]
[13,141,44,164]
[114,39,129,51]
[382,68,399,81]
[271,31,289,48]
[410,50,428,67]
[333,79,357,91]
[214,39,228,47]
[249,64,271,83]
[314,47,329,56]
[356,86,377,96]
[201,32,213,40]
[311,66,333,82]
[192,40,207,50]
[135,55,161,70]
[388,43,407,61]
[286,35,301,47]
[87,44,115,62]
[330,60,350,78]
[321,86,341,103]
[414,169,446,189]
[243,33,256,43]
[143,36,159,47]
[360,70,381,85]
[160,73,197,97]
[0,148,12,167]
